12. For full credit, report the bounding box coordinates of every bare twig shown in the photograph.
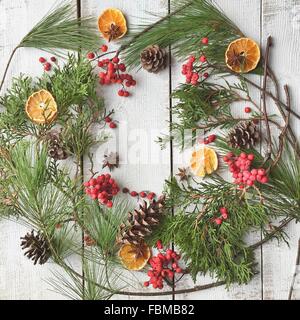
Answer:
[262,36,273,161]
[288,239,300,300]
[0,46,19,93]
[271,85,291,169]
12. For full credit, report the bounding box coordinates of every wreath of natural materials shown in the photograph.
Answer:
[1,0,300,299]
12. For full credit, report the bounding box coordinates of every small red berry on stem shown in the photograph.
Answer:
[44,63,52,72]
[200,55,207,63]
[105,116,112,123]
[87,52,95,60]
[245,106,252,113]
[39,57,46,63]
[101,45,108,52]
[109,122,117,129]
[130,191,138,197]
[50,56,57,62]
[202,37,209,45]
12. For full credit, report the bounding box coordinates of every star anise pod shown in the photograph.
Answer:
[104,23,122,42]
[103,152,119,171]
[176,167,190,182]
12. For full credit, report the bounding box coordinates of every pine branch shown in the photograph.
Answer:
[0,1,100,93]
[121,0,244,69]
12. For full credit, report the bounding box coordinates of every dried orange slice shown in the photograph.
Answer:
[190,147,218,177]
[98,8,127,42]
[25,90,57,125]
[225,38,260,73]
[118,243,151,271]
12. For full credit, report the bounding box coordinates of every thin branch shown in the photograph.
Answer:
[288,239,300,300]
[262,36,273,160]
[271,85,291,169]
[0,46,19,93]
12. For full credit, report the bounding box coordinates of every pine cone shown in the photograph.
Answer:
[20,230,51,265]
[117,196,165,245]
[227,121,260,149]
[140,45,167,73]
[46,130,68,161]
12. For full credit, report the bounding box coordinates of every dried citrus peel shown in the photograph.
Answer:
[98,8,127,42]
[190,147,218,177]
[25,89,57,125]
[225,37,260,73]
[118,243,151,271]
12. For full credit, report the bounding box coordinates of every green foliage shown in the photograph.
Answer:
[39,54,104,119]
[20,1,100,54]
[81,198,134,262]
[122,0,243,69]
[0,76,36,132]
[150,177,269,285]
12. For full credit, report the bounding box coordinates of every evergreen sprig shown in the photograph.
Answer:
[121,0,243,69]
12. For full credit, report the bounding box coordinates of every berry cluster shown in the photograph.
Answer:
[214,207,229,225]
[105,116,117,129]
[39,56,57,72]
[84,174,120,208]
[122,187,156,201]
[181,38,210,85]
[87,45,136,97]
[199,134,216,145]
[223,152,269,189]
[144,240,183,289]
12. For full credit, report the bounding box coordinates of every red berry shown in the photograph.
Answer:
[156,240,163,250]
[203,72,209,78]
[50,56,57,62]
[109,122,117,129]
[258,168,266,176]
[101,45,108,52]
[123,91,130,97]
[140,191,147,198]
[122,187,129,193]
[176,268,183,273]
[215,218,222,225]
[244,106,252,113]
[240,152,247,159]
[44,63,51,71]
[247,154,255,161]
[260,176,268,184]
[105,116,112,123]
[144,281,150,287]
[106,201,113,208]
[112,56,119,63]
[208,134,216,142]
[118,63,126,71]
[39,57,46,63]
[200,55,207,63]
[118,90,124,97]
[130,191,138,197]
[202,37,209,45]
[189,56,196,63]
[87,52,95,60]
[220,207,228,215]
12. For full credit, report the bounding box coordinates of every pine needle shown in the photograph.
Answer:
[121,0,244,69]
[20,1,100,53]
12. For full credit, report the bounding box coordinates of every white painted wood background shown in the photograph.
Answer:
[0,0,299,300]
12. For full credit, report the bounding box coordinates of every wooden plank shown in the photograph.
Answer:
[262,0,300,300]
[171,0,263,300]
[81,0,172,300]
[0,0,72,299]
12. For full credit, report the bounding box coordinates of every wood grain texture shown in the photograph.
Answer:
[171,0,263,300]
[262,0,300,300]
[81,0,172,300]
[0,0,299,300]
[0,0,72,300]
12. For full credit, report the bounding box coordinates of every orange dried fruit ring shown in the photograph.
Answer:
[225,37,260,73]
[190,146,218,177]
[25,89,57,125]
[118,242,151,271]
[98,8,127,42]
